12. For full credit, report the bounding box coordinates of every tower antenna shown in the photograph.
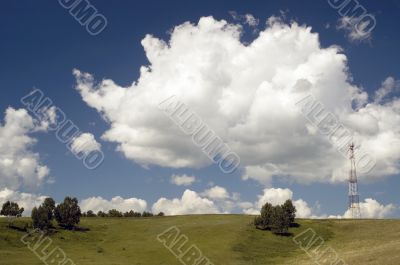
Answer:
[348,143,361,218]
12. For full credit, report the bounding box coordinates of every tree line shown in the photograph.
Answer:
[1,197,164,232]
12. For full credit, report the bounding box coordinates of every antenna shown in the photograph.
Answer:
[348,143,361,218]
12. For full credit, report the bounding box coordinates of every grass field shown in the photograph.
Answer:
[1,215,399,265]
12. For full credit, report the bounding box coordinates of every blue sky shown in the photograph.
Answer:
[0,0,399,217]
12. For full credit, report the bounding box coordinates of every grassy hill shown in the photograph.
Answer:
[1,215,399,265]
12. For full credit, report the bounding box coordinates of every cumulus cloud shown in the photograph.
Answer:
[202,185,230,199]
[0,188,47,216]
[343,198,396,218]
[0,107,50,189]
[74,16,400,185]
[170,174,196,186]
[80,196,147,213]
[243,188,314,218]
[70,132,101,155]
[152,189,219,215]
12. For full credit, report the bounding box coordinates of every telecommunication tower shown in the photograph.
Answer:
[348,143,361,219]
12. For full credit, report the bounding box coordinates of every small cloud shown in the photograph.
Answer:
[202,185,229,199]
[229,11,259,28]
[70,133,101,155]
[244,14,259,27]
[170,174,196,186]
[374,76,400,103]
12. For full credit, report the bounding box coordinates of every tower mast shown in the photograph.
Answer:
[348,143,361,218]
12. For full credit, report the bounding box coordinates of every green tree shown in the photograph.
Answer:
[282,199,296,224]
[1,201,24,227]
[42,197,56,221]
[86,210,96,217]
[97,211,108,217]
[31,206,52,231]
[142,211,153,217]
[259,202,274,229]
[270,205,290,235]
[108,209,123,217]
[54,197,81,229]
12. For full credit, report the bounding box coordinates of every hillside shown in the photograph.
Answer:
[1,215,399,265]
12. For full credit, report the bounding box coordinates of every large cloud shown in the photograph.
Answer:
[74,16,400,185]
[80,196,147,213]
[0,107,50,189]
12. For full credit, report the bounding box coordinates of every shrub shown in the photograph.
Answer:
[54,197,81,229]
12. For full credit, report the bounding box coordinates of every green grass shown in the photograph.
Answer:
[0,216,399,265]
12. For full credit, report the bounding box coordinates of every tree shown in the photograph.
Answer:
[54,197,81,229]
[123,210,141,217]
[142,211,154,217]
[97,211,108,217]
[1,201,24,217]
[270,205,290,234]
[1,201,24,226]
[31,206,52,231]
[86,210,96,217]
[255,200,296,235]
[259,202,274,229]
[108,209,123,217]
[42,197,56,221]
[157,212,165,217]
[282,200,296,225]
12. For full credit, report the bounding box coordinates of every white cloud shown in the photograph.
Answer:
[244,187,314,218]
[74,16,400,185]
[80,196,147,213]
[0,188,47,216]
[374,77,400,103]
[343,198,396,219]
[152,189,219,215]
[0,107,50,189]
[170,174,196,186]
[336,16,374,42]
[70,132,101,155]
[202,185,229,199]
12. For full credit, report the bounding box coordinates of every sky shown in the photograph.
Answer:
[0,0,399,218]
